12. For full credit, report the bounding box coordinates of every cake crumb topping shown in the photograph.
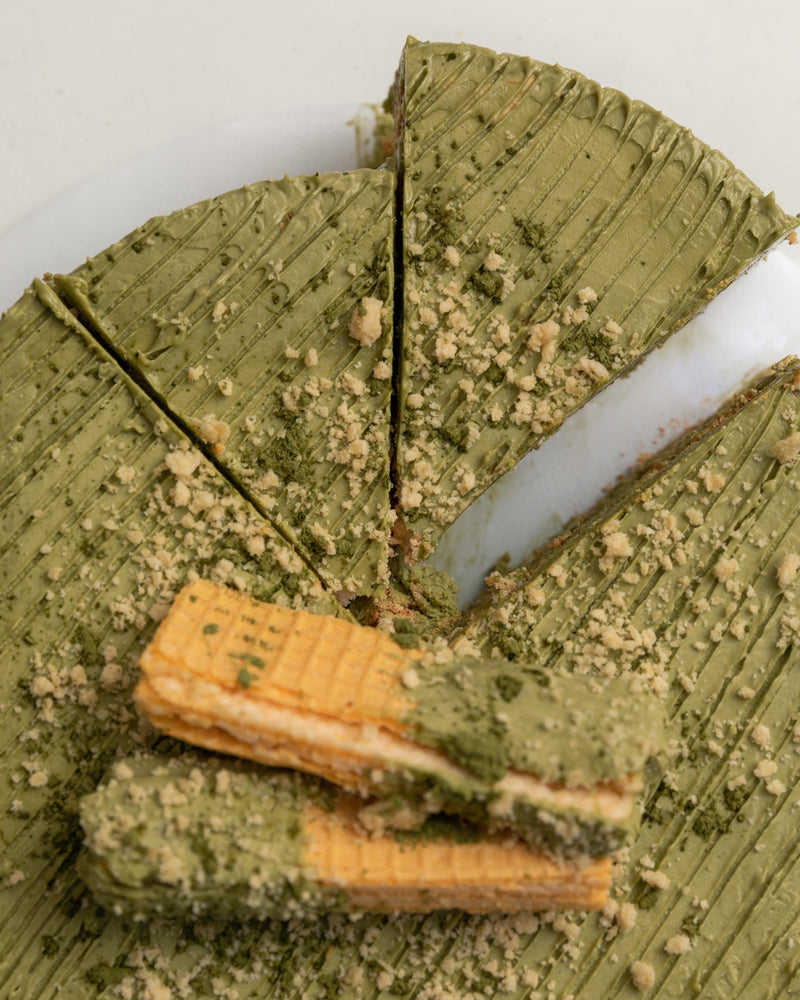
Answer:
[664,934,692,955]
[349,297,384,346]
[776,552,800,589]
[771,430,800,465]
[630,960,656,991]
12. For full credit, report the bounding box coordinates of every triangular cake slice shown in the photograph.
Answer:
[448,357,800,997]
[392,38,798,559]
[53,169,395,596]
[0,281,343,994]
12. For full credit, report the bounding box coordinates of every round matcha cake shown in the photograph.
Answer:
[1,37,798,1000]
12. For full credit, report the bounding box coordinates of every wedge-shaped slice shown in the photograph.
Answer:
[455,356,800,665]
[448,357,800,997]
[79,754,613,918]
[0,280,342,997]
[136,579,665,856]
[52,169,395,595]
[393,38,798,560]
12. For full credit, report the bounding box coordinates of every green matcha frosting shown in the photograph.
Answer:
[372,655,666,856]
[449,357,800,998]
[2,35,799,1000]
[54,169,396,597]
[0,281,344,997]
[79,755,330,921]
[395,38,799,560]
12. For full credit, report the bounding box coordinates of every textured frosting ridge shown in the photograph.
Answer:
[56,170,395,596]
[0,282,342,997]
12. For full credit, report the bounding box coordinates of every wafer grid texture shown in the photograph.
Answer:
[303,800,613,913]
[141,578,415,723]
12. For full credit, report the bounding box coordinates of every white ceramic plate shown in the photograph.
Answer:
[434,240,800,602]
[0,107,361,312]
[2,108,799,604]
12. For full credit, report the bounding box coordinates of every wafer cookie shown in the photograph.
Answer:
[79,755,613,917]
[136,580,665,855]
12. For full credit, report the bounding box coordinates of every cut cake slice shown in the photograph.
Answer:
[0,280,343,995]
[135,579,666,857]
[79,754,613,918]
[447,357,800,997]
[52,169,395,596]
[392,38,798,559]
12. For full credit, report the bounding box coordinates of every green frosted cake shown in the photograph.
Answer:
[1,34,799,1000]
[55,169,396,597]
[392,38,798,560]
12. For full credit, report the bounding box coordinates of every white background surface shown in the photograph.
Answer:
[3,0,800,600]
[4,0,800,242]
